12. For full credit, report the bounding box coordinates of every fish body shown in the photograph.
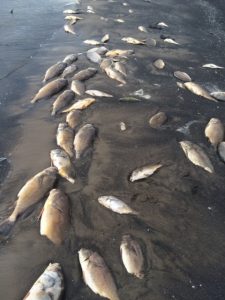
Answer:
[205,118,224,146]
[164,38,179,45]
[120,235,144,279]
[184,82,216,101]
[31,79,68,103]
[66,110,81,129]
[64,15,83,25]
[86,50,102,64]
[73,67,97,81]
[57,123,74,157]
[0,167,57,235]
[74,124,96,158]
[50,149,75,183]
[100,58,113,70]
[105,49,134,58]
[40,189,70,245]
[120,122,126,131]
[71,80,86,96]
[122,37,146,45]
[105,66,126,84]
[43,62,67,82]
[115,19,125,23]
[23,263,64,300]
[153,59,165,69]
[138,26,148,33]
[85,90,113,97]
[218,142,225,162]
[88,46,108,55]
[61,64,78,78]
[83,39,101,45]
[114,62,127,76]
[78,249,120,300]
[130,164,162,182]
[98,196,138,215]
[210,92,225,101]
[101,34,110,43]
[149,111,167,128]
[63,54,78,65]
[202,64,224,69]
[174,71,192,82]
[64,24,76,34]
[62,98,96,112]
[180,141,214,173]
[52,90,75,115]
[63,9,82,14]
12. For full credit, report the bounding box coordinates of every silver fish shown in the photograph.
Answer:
[174,71,192,82]
[43,62,67,82]
[184,82,216,102]
[56,123,74,157]
[85,90,113,97]
[83,39,101,45]
[153,59,165,69]
[210,92,225,101]
[98,196,138,215]
[100,58,113,70]
[86,50,102,64]
[52,90,75,115]
[63,54,78,65]
[130,164,162,182]
[149,112,167,128]
[114,62,127,76]
[122,37,146,45]
[66,110,81,129]
[138,26,147,33]
[71,80,86,96]
[101,34,110,43]
[120,122,126,131]
[105,66,126,84]
[204,118,224,147]
[73,67,97,81]
[61,64,78,78]
[74,124,96,159]
[62,98,96,112]
[164,38,179,45]
[202,64,224,69]
[64,24,76,34]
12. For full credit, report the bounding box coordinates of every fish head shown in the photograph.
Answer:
[78,248,93,263]
[98,196,108,205]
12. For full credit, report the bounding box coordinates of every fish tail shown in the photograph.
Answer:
[67,177,75,184]
[0,218,15,236]
[30,97,37,104]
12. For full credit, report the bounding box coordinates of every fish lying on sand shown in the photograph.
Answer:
[73,67,97,81]
[98,196,138,215]
[71,80,86,96]
[52,90,75,115]
[149,112,167,128]
[153,59,165,69]
[43,62,67,82]
[74,124,96,159]
[62,98,96,112]
[63,53,78,65]
[130,164,162,182]
[184,82,217,102]
[218,142,225,162]
[204,118,224,147]
[66,110,81,129]
[56,123,74,157]
[122,37,146,45]
[64,24,76,34]
[61,64,78,78]
[85,90,113,97]
[174,71,192,82]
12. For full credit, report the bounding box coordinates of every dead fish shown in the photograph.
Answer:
[177,82,185,89]
[62,98,96,112]
[64,24,76,34]
[52,90,75,116]
[71,80,86,96]
[184,82,216,102]
[120,235,144,279]
[153,59,165,69]
[86,50,102,64]
[218,142,225,162]
[73,67,97,81]
[66,110,81,129]
[23,263,64,300]
[74,124,96,159]
[115,19,125,23]
[64,15,83,25]
[63,53,78,65]
[85,90,113,97]
[130,164,162,182]
[120,122,126,131]
[98,196,138,215]
[174,71,192,82]
[205,118,224,147]
[100,58,113,70]
[40,189,70,245]
[157,22,168,28]
[149,111,167,128]
[101,34,110,43]
[57,123,74,157]
[61,64,78,78]
[0,167,57,236]
[43,62,67,82]
[114,62,127,76]
[122,37,146,45]
[210,92,225,101]
[179,141,214,173]
[106,49,134,58]
[164,38,179,45]
[89,46,108,55]
[83,39,101,45]
[63,9,79,14]
[50,149,75,183]
[31,79,68,103]
[123,2,128,6]
[78,249,120,300]
[105,66,126,84]
[202,64,224,69]
[138,26,148,33]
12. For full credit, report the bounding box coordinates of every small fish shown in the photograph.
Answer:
[174,71,192,82]
[98,196,138,215]
[73,67,97,81]
[114,62,127,76]
[101,34,110,43]
[128,9,133,13]
[87,5,95,13]
[157,22,168,28]
[43,62,67,82]
[63,53,78,65]
[130,163,162,182]
[78,249,120,300]
[52,90,75,115]
[204,118,224,147]
[23,263,64,300]
[66,110,81,129]
[40,189,70,245]
[179,141,214,173]
[64,24,76,34]
[164,38,179,45]
[153,59,165,69]
[63,9,82,14]
[120,122,126,131]
[106,49,134,58]
[31,79,68,103]
[218,142,225,162]
[62,98,96,112]
[184,82,216,102]
[83,39,101,45]
[123,2,128,6]
[120,235,144,279]
[61,64,78,78]
[115,19,125,23]
[138,26,148,33]
[105,66,126,84]
[210,92,225,101]
[74,124,96,159]
[86,50,102,64]
[85,90,113,97]
[64,15,83,25]
[56,123,74,157]
[50,149,75,183]
[149,112,167,128]
[88,46,108,55]
[177,82,185,89]
[122,37,146,45]
[71,80,86,96]
[100,58,113,70]
[202,64,224,69]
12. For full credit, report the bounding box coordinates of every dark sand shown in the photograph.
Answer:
[0,0,225,299]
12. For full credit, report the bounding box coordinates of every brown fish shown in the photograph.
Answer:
[56,123,74,157]
[153,59,165,69]
[40,189,70,245]
[0,167,58,235]
[73,67,97,81]
[66,110,81,129]
[52,90,75,116]
[105,49,134,58]
[100,58,113,70]
[62,98,96,112]
[105,66,126,84]
[114,62,127,76]
[71,80,86,96]
[174,71,192,82]
[78,249,120,300]
[149,111,167,128]
[61,64,78,78]
[205,118,224,147]
[74,124,96,159]
[63,53,78,65]
[43,62,67,82]
[184,82,216,102]
[31,79,68,103]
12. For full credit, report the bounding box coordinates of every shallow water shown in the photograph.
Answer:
[0,0,225,299]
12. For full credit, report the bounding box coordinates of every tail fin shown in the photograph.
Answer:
[67,177,75,184]
[0,218,15,236]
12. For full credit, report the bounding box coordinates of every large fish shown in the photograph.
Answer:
[63,53,78,65]
[74,124,96,159]
[50,149,75,183]
[62,98,96,112]
[61,64,78,78]
[122,37,146,45]
[71,80,86,96]
[105,67,126,84]
[43,62,67,82]
[78,249,120,300]
[130,164,162,182]
[40,189,70,245]
[86,50,102,64]
[66,110,81,129]
[205,118,224,147]
[184,82,216,102]
[174,71,192,82]
[23,263,64,300]
[105,49,134,58]
[120,235,144,279]
[73,67,97,81]
[114,62,127,76]
[153,59,165,69]
[98,196,138,215]
[149,111,167,128]
[179,141,214,173]
[56,123,74,157]
[0,167,57,235]
[52,90,75,115]
[31,79,68,103]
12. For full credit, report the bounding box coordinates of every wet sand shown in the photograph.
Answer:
[0,0,225,299]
